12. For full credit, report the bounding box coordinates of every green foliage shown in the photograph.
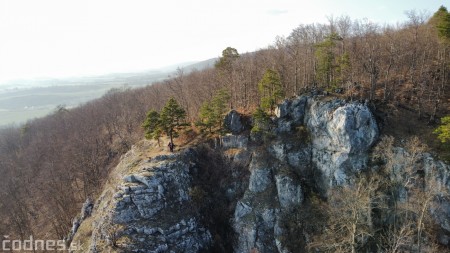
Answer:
[315,33,342,87]
[142,110,162,144]
[197,101,215,133]
[335,52,351,86]
[142,98,187,145]
[215,47,240,70]
[258,69,284,114]
[251,107,270,133]
[156,97,187,144]
[431,6,450,42]
[434,116,450,143]
[315,38,335,85]
[197,88,231,133]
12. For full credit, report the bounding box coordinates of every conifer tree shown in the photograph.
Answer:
[315,33,342,88]
[159,97,187,144]
[251,107,270,133]
[215,47,240,71]
[197,88,230,133]
[258,69,284,115]
[142,110,162,146]
[431,6,450,42]
[198,101,214,133]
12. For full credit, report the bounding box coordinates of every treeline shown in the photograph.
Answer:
[0,7,449,240]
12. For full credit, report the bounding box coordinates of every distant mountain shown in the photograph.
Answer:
[182,58,217,72]
[157,58,217,73]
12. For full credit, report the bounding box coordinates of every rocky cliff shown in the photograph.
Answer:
[71,95,450,253]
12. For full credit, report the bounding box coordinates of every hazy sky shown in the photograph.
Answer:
[0,0,446,83]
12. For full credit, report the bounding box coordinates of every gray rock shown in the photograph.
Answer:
[80,197,94,220]
[274,96,307,131]
[249,168,272,193]
[290,95,308,124]
[234,201,253,219]
[275,119,292,134]
[248,152,273,193]
[224,110,245,134]
[306,99,378,190]
[220,134,248,149]
[275,174,303,210]
[270,143,288,162]
[84,150,211,252]
[275,99,290,118]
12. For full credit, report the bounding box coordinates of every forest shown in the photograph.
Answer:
[0,6,449,244]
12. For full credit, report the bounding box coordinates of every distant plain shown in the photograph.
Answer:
[0,59,215,126]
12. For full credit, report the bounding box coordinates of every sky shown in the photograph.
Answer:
[0,0,446,84]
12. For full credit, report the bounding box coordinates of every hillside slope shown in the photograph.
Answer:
[71,95,450,252]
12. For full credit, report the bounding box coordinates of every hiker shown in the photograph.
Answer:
[168,142,174,152]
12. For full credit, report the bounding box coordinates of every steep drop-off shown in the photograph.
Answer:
[71,95,450,253]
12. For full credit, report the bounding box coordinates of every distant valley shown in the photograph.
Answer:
[0,58,216,126]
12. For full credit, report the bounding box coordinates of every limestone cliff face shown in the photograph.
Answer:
[305,99,378,191]
[233,97,379,253]
[71,95,450,253]
[72,145,212,252]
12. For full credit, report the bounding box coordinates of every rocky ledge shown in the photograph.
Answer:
[71,95,450,253]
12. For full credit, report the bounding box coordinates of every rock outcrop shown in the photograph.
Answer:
[71,95,450,253]
[73,146,212,252]
[233,96,379,252]
[224,110,246,134]
[305,98,378,192]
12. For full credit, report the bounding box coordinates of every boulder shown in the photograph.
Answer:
[224,110,245,134]
[305,99,378,191]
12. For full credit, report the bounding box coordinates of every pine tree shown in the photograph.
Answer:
[431,6,450,42]
[210,88,231,129]
[315,33,341,88]
[159,97,187,144]
[197,88,231,133]
[197,101,214,133]
[142,110,162,146]
[258,69,284,115]
[215,47,240,71]
[251,107,270,133]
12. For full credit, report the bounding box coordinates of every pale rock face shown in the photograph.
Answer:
[233,96,380,252]
[275,174,303,210]
[84,149,212,253]
[275,99,290,118]
[248,152,273,193]
[275,96,308,131]
[305,99,378,190]
[73,95,450,252]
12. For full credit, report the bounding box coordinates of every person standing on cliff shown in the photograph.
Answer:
[168,142,174,152]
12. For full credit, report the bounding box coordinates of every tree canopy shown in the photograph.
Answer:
[431,6,450,41]
[159,97,187,144]
[215,47,240,70]
[143,97,187,145]
[197,88,230,133]
[258,69,284,114]
[142,110,162,145]
[435,116,450,143]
